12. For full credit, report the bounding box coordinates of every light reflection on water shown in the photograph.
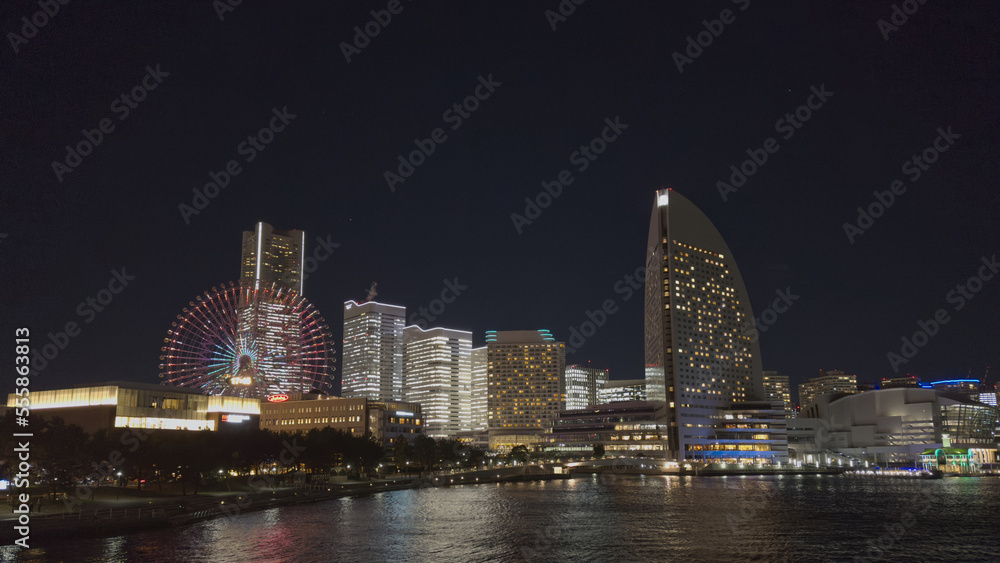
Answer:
[2,475,997,562]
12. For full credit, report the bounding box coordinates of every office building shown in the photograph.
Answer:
[564,364,610,410]
[643,189,764,461]
[470,346,488,431]
[6,382,260,434]
[762,371,793,418]
[880,375,921,389]
[240,221,305,294]
[486,329,566,449]
[258,392,422,444]
[597,379,647,404]
[798,370,858,408]
[402,326,472,438]
[342,300,405,401]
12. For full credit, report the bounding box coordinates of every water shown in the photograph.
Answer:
[2,475,997,562]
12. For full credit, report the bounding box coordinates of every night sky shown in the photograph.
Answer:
[3,1,998,401]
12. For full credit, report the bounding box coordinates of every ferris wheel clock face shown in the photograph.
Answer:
[159,281,334,398]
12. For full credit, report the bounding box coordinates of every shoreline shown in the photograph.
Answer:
[4,468,986,545]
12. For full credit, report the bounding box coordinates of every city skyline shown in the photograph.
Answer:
[3,2,998,399]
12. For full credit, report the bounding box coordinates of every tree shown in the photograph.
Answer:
[593,444,605,459]
[508,445,529,465]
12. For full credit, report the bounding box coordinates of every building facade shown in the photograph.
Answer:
[697,401,789,465]
[470,346,488,431]
[790,388,998,466]
[643,189,764,461]
[240,221,305,294]
[342,300,405,401]
[6,382,260,434]
[402,326,472,438]
[798,370,858,408]
[564,365,610,410]
[762,371,793,418]
[597,379,648,404]
[547,401,670,456]
[486,329,566,449]
[258,392,422,444]
[880,375,921,389]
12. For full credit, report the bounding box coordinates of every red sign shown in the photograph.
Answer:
[267,394,289,403]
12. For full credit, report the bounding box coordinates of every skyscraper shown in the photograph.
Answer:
[402,326,472,438]
[342,300,405,401]
[241,222,306,294]
[564,364,610,410]
[470,346,488,432]
[762,371,793,418]
[486,329,566,449]
[643,189,764,461]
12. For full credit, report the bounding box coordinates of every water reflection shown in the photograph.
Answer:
[3,476,998,562]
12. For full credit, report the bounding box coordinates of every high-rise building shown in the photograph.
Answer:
[402,326,472,438]
[486,329,566,449]
[597,379,648,404]
[762,371,793,418]
[470,346,488,431]
[241,222,305,294]
[564,364,610,410]
[342,300,405,401]
[643,189,764,461]
[235,222,318,397]
[798,370,858,408]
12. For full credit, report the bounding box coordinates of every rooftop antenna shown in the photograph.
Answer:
[365,281,378,302]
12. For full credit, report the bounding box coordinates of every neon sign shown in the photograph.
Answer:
[222,414,250,423]
[267,394,289,403]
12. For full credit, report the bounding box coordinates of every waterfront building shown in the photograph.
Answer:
[762,371,793,418]
[240,221,305,294]
[698,401,788,464]
[342,300,406,401]
[258,392,422,443]
[597,379,648,404]
[486,329,566,449]
[5,382,260,434]
[565,365,610,410]
[642,189,764,461]
[798,370,858,408]
[546,401,670,456]
[790,388,998,467]
[470,346,488,431]
[402,326,472,438]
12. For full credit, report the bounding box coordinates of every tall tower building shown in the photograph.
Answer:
[643,189,763,461]
[762,371,793,418]
[565,364,610,410]
[402,326,472,438]
[241,222,306,294]
[471,346,488,432]
[486,330,566,449]
[342,300,405,401]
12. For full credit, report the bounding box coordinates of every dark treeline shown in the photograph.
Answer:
[0,414,488,499]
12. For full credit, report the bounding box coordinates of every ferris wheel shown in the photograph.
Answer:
[158,280,334,398]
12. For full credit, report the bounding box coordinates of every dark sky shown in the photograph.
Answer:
[3,1,998,402]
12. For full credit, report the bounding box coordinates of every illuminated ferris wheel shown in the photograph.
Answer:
[158,280,334,398]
